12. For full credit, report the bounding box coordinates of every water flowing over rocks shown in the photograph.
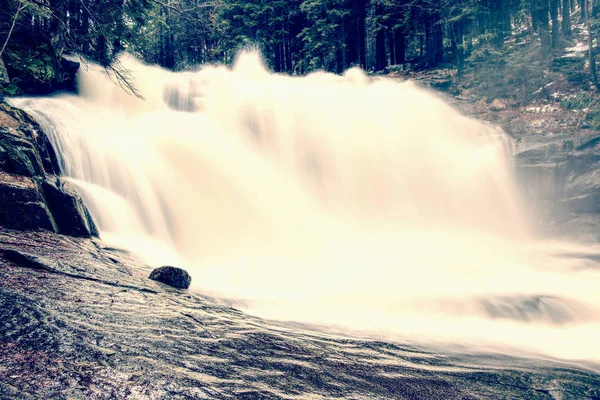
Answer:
[149,265,192,289]
[41,178,99,237]
[0,102,96,237]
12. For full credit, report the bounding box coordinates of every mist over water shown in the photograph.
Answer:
[12,53,600,363]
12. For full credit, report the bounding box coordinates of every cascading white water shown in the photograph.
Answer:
[11,52,600,363]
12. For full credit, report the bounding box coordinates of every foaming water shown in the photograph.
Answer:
[11,52,600,363]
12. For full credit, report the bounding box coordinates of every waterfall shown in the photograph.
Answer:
[11,52,600,363]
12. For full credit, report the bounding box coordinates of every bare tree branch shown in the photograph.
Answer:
[105,57,145,99]
[0,0,27,58]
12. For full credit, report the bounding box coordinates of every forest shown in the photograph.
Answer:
[1,0,600,79]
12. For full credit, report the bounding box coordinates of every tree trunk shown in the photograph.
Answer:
[67,0,81,37]
[489,0,504,48]
[274,41,281,72]
[341,16,347,70]
[589,17,600,90]
[81,12,90,54]
[96,35,108,65]
[388,29,395,66]
[375,27,387,71]
[449,21,464,76]
[581,0,588,20]
[425,9,443,67]
[343,0,366,69]
[165,32,175,69]
[551,0,560,50]
[536,0,551,61]
[285,25,292,72]
[49,0,67,54]
[531,1,540,31]
[394,29,405,66]
[434,17,444,65]
[563,0,572,35]
[357,0,366,69]
[113,0,125,57]
[160,6,175,69]
[374,3,387,71]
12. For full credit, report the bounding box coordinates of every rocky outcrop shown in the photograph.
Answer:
[515,133,600,232]
[149,266,191,289]
[42,178,98,238]
[0,172,57,232]
[0,102,60,175]
[554,139,600,215]
[0,101,97,238]
[0,32,79,96]
[454,91,600,242]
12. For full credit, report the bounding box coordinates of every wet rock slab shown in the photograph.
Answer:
[0,228,599,399]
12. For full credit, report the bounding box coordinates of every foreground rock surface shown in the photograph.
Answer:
[149,265,192,289]
[0,228,599,399]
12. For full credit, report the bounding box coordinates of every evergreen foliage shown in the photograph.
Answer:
[0,0,595,77]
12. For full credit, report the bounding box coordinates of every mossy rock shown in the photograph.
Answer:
[1,31,78,96]
[0,82,23,97]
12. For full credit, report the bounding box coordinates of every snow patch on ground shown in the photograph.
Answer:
[565,41,587,56]
[533,82,556,95]
[526,104,558,114]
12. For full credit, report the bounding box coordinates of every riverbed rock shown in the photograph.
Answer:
[0,172,57,232]
[60,55,80,93]
[149,266,191,289]
[0,102,60,176]
[42,178,98,238]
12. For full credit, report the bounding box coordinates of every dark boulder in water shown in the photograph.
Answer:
[149,266,191,289]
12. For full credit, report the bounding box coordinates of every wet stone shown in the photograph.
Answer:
[42,178,98,238]
[0,172,58,232]
[149,266,191,289]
